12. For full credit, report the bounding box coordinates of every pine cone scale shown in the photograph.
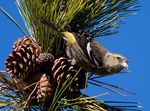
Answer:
[51,57,86,92]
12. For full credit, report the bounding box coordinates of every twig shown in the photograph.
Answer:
[23,81,39,108]
[0,72,14,80]
[6,102,17,111]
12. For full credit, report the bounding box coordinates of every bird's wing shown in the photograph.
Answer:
[72,32,90,58]
[64,21,100,66]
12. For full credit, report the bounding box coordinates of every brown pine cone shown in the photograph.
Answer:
[51,57,86,92]
[38,52,55,71]
[37,72,56,103]
[4,36,42,80]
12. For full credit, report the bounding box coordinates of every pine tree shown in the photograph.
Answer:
[0,0,142,110]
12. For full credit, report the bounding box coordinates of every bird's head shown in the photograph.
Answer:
[104,53,128,73]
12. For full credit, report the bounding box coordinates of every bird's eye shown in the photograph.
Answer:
[116,57,121,60]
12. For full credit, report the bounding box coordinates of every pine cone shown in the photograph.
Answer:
[4,36,42,80]
[38,52,55,71]
[37,72,56,103]
[51,57,86,92]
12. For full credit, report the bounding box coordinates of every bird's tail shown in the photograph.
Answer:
[41,19,65,33]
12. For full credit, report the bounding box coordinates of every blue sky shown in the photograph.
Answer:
[0,1,149,110]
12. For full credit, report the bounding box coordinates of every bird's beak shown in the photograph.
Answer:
[121,62,128,69]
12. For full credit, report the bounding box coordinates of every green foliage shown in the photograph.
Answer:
[14,0,139,57]
[0,72,39,110]
[0,72,142,110]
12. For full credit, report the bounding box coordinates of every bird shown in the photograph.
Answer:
[41,19,128,76]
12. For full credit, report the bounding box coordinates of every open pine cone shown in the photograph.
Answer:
[51,57,86,92]
[4,36,42,80]
[37,72,56,103]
